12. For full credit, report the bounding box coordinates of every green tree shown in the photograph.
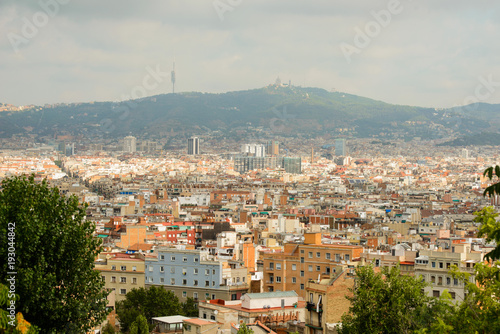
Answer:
[0,284,38,334]
[338,265,454,334]
[473,206,500,261]
[181,297,199,317]
[447,263,500,333]
[0,175,109,333]
[129,315,149,334]
[236,323,254,334]
[116,286,181,332]
[101,322,116,334]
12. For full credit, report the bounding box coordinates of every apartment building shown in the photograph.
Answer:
[414,243,484,302]
[305,266,356,334]
[261,233,363,298]
[145,247,249,302]
[95,252,145,302]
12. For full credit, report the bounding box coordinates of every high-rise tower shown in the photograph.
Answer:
[188,137,199,155]
[171,61,176,94]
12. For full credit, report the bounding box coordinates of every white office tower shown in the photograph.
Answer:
[241,143,266,157]
[188,137,200,155]
[123,136,137,153]
[461,148,469,159]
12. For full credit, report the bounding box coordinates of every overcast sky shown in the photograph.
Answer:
[1,0,499,108]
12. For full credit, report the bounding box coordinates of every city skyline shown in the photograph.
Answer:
[1,1,499,108]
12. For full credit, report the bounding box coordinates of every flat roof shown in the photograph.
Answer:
[152,316,191,323]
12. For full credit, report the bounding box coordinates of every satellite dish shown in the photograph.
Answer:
[214,310,218,315]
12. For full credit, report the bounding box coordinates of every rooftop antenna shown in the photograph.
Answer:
[171,60,176,94]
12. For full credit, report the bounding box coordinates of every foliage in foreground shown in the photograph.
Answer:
[0,175,109,333]
[339,265,454,334]
[116,286,199,332]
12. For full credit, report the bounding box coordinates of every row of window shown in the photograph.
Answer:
[105,276,138,284]
[110,265,137,271]
[268,283,304,292]
[159,255,199,263]
[421,274,460,286]
[146,277,217,286]
[146,266,216,276]
[299,250,350,261]
[269,263,331,273]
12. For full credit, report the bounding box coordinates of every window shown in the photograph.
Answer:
[194,280,198,286]
[317,252,321,258]
[171,278,175,285]
[111,276,116,283]
[316,266,321,271]
[454,278,459,286]
[183,279,187,285]
[171,267,175,273]
[446,277,451,285]
[276,276,282,283]
[205,269,210,275]
[433,290,440,297]
[121,266,126,271]
[308,265,313,272]
[182,269,187,275]
[149,266,153,272]
[194,268,199,274]
[269,262,274,270]
[194,257,199,263]
[300,257,304,263]
[171,256,176,261]
[183,257,187,262]
[212,269,216,275]
[292,277,296,283]
[432,262,436,268]
[450,292,456,300]
[212,294,216,300]
[212,281,215,286]
[292,264,297,270]
[160,278,164,283]
[111,265,116,270]
[120,289,126,295]
[301,250,304,254]
[300,271,304,277]
[309,252,313,258]
[326,253,331,260]
[182,291,187,298]
[205,281,210,287]
[300,284,304,290]
[345,254,350,261]
[160,266,164,272]
[132,266,137,272]
[101,276,105,282]
[431,276,436,283]
[160,255,165,260]
[205,293,210,299]
[120,277,126,283]
[310,293,314,302]
[446,263,451,269]
[375,259,380,267]
[194,292,198,300]
[148,277,153,283]
[438,277,443,285]
[203,313,207,319]
[439,262,444,269]
[231,293,237,300]
[210,315,216,320]
[335,254,340,262]
[276,263,281,270]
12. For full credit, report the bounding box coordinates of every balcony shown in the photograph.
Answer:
[306,302,323,313]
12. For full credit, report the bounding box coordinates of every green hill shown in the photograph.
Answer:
[0,86,498,140]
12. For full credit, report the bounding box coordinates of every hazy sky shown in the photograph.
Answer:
[1,0,499,108]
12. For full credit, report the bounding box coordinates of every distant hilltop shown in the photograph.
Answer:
[0,86,499,142]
